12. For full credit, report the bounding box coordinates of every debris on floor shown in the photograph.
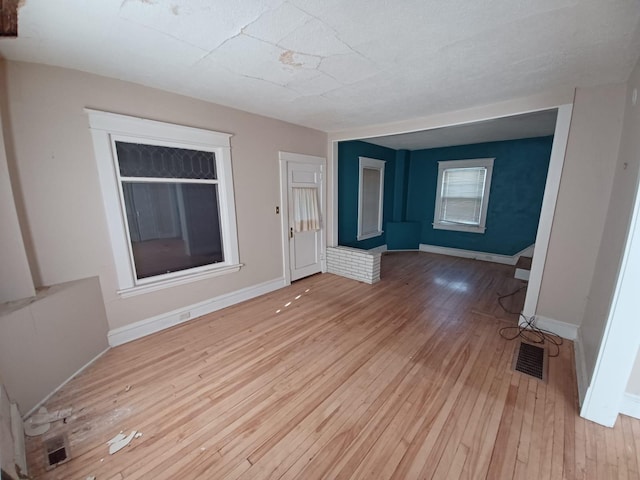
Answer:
[124,385,132,392]
[24,416,50,437]
[86,476,96,480]
[107,430,140,454]
[31,407,73,425]
[24,406,73,437]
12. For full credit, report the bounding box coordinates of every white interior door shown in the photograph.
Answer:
[281,153,325,282]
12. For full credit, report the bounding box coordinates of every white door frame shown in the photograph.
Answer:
[521,104,572,318]
[327,101,574,326]
[279,151,327,286]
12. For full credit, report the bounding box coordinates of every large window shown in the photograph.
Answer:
[433,158,494,234]
[357,157,385,241]
[87,110,240,296]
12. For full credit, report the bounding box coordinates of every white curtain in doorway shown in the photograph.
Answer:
[293,187,320,232]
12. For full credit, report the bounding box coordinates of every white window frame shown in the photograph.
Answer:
[86,109,241,297]
[357,156,386,241]
[433,157,494,234]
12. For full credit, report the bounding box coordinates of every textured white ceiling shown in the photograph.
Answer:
[0,0,638,132]
[364,110,559,150]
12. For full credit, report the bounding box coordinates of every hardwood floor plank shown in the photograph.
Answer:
[573,400,587,480]
[584,408,600,480]
[360,327,485,479]
[239,314,434,479]
[440,443,469,480]
[622,415,640,480]
[383,326,488,479]
[459,335,516,479]
[418,317,506,479]
[328,318,474,480]
[524,373,547,480]
[515,378,538,471]
[486,379,520,479]
[500,373,530,479]
[615,416,631,480]
[279,320,456,479]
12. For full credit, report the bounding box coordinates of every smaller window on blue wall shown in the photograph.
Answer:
[358,157,386,240]
[433,158,494,234]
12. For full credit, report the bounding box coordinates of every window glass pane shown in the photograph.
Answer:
[440,167,486,225]
[116,142,216,179]
[362,167,381,234]
[122,182,223,279]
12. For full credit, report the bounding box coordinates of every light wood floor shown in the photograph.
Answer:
[26,252,640,479]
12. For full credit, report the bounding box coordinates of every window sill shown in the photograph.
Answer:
[118,263,243,298]
[432,223,486,234]
[357,230,384,241]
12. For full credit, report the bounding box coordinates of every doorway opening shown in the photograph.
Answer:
[329,104,573,326]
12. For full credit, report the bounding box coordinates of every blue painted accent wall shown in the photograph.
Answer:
[386,222,421,250]
[393,149,410,222]
[338,140,396,249]
[406,136,553,255]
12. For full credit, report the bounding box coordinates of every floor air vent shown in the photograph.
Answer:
[513,342,547,381]
[43,434,70,470]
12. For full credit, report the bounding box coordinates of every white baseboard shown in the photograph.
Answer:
[24,347,110,419]
[368,244,388,253]
[514,268,531,281]
[419,243,534,266]
[108,277,286,347]
[620,393,640,419]
[574,328,588,406]
[518,315,578,340]
[518,244,535,258]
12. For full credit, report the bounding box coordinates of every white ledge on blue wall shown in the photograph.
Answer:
[357,231,383,241]
[419,243,534,266]
[108,277,286,346]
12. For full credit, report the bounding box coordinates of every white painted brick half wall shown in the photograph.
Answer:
[326,246,381,284]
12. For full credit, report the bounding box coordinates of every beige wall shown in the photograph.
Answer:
[580,58,640,389]
[0,276,109,415]
[536,84,626,326]
[0,114,34,303]
[0,62,35,303]
[3,61,327,330]
[614,59,640,398]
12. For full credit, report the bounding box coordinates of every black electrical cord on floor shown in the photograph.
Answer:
[497,285,563,358]
[497,285,527,315]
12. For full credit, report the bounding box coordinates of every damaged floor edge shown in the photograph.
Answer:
[22,400,143,476]
[24,407,73,437]
[23,347,111,420]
